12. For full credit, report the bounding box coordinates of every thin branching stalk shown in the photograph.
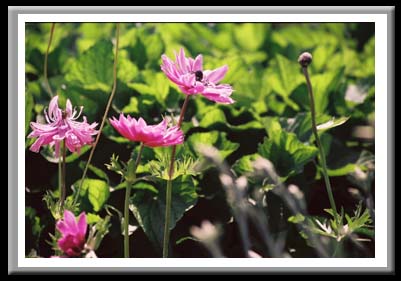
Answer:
[163,95,191,258]
[124,142,144,258]
[74,23,120,205]
[44,23,55,98]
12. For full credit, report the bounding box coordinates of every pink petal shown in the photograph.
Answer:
[63,210,78,231]
[203,65,228,84]
[176,48,189,74]
[66,99,73,117]
[193,55,203,71]
[77,212,87,237]
[49,96,59,117]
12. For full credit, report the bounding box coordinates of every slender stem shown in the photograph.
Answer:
[44,23,55,98]
[302,67,339,224]
[74,23,120,205]
[163,95,191,258]
[58,145,62,204]
[124,143,144,258]
[60,140,66,209]
[162,178,173,258]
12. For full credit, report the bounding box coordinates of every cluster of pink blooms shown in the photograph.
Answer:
[28,47,233,257]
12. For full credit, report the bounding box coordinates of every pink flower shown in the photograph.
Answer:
[109,114,184,147]
[56,210,87,257]
[161,48,234,104]
[28,96,98,156]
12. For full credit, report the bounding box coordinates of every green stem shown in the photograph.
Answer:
[74,23,120,205]
[123,142,144,258]
[302,66,339,225]
[162,178,173,258]
[58,145,62,206]
[60,139,66,209]
[44,23,55,98]
[163,95,191,258]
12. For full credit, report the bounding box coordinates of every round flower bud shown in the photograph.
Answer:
[298,52,312,67]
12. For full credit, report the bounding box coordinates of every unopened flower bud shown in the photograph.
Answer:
[298,52,312,67]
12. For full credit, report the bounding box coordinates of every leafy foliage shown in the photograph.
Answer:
[25,22,375,258]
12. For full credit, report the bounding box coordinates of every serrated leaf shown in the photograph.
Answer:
[258,129,318,177]
[130,175,198,253]
[66,40,114,92]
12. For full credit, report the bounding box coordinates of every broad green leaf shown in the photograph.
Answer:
[86,213,101,224]
[232,154,260,176]
[130,175,198,252]
[117,53,139,84]
[187,131,239,160]
[233,23,267,51]
[199,108,227,128]
[128,72,170,103]
[66,40,114,92]
[268,55,303,110]
[142,33,165,62]
[258,129,318,177]
[311,67,345,114]
[77,178,110,212]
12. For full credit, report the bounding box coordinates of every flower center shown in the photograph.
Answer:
[195,70,203,82]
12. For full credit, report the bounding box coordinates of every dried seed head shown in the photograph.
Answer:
[298,52,312,67]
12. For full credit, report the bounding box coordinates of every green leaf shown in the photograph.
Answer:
[39,145,91,163]
[117,53,139,84]
[66,40,114,92]
[86,213,101,224]
[233,23,267,51]
[79,161,109,183]
[199,108,227,128]
[142,33,165,63]
[187,131,239,160]
[258,127,318,177]
[311,67,345,114]
[271,54,304,98]
[130,175,198,252]
[122,97,139,114]
[77,179,110,212]
[25,91,34,135]
[128,72,170,103]
[288,213,305,224]
[232,154,260,176]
